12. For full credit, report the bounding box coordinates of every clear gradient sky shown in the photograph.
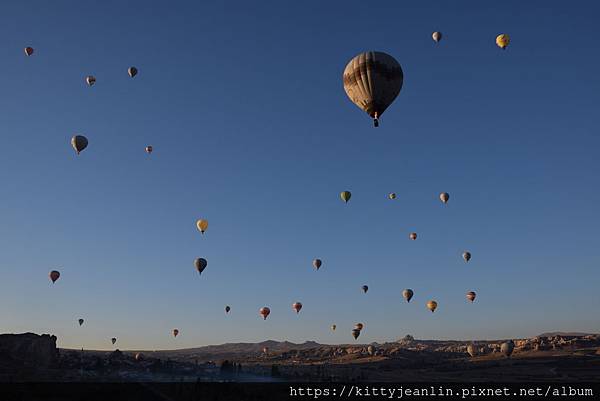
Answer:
[0,1,599,350]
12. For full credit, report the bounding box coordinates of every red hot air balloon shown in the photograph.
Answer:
[292,302,302,314]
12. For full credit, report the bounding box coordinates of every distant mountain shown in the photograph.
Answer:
[538,332,595,337]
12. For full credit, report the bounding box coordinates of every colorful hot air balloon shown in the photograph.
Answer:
[331,324,336,332]
[501,340,515,357]
[312,258,322,270]
[292,302,302,314]
[466,291,476,303]
[225,305,231,314]
[24,47,34,56]
[340,191,351,203]
[194,258,207,274]
[403,289,414,303]
[128,66,138,77]
[432,31,442,43]
[71,135,88,155]
[78,319,84,326]
[362,285,369,294]
[343,51,403,127]
[496,34,510,50]
[467,344,477,357]
[86,76,96,86]
[427,300,438,313]
[196,219,208,234]
[172,329,179,338]
[49,270,60,283]
[409,232,417,240]
[259,307,270,320]
[388,193,397,200]
[145,145,153,154]
[463,252,471,262]
[111,337,117,345]
[440,192,450,204]
[354,323,364,331]
[352,328,361,340]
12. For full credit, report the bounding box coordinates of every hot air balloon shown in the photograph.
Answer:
[466,291,476,303]
[388,193,396,200]
[501,340,515,357]
[409,232,417,241]
[367,345,375,355]
[24,47,34,56]
[259,307,270,320]
[354,323,364,331]
[145,145,153,154]
[340,191,351,203]
[467,343,477,357]
[312,259,322,270]
[427,300,438,313]
[86,76,96,86]
[135,353,143,361]
[403,289,414,303]
[49,270,60,283]
[196,219,208,234]
[496,34,510,50]
[352,329,361,340]
[78,319,84,326]
[463,252,471,262]
[432,31,442,43]
[292,302,302,314]
[263,347,268,354]
[331,324,336,332]
[225,305,231,314]
[343,51,403,127]
[440,192,449,204]
[194,258,207,274]
[128,66,138,77]
[111,337,117,345]
[71,135,88,155]
[172,329,179,338]
[362,285,369,294]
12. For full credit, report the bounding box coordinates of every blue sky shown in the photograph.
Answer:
[0,1,598,350]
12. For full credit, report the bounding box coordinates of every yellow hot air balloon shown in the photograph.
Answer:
[427,300,438,313]
[340,191,351,203]
[343,51,403,127]
[496,34,510,50]
[196,219,208,234]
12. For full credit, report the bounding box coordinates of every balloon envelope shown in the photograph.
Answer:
[403,289,414,303]
[340,191,351,203]
[194,258,208,274]
[463,252,472,262]
[352,329,361,340]
[409,232,417,240]
[292,302,302,314]
[501,341,515,357]
[496,34,510,49]
[86,76,96,86]
[432,31,442,43]
[427,300,438,312]
[259,307,270,320]
[440,192,450,204]
[128,66,138,77]
[343,51,403,125]
[145,145,153,154]
[111,338,117,345]
[225,305,231,313]
[312,258,322,270]
[196,219,208,234]
[71,135,88,154]
[173,329,179,337]
[466,291,476,302]
[49,270,60,283]
[24,47,34,56]
[78,319,84,326]
[362,285,368,293]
